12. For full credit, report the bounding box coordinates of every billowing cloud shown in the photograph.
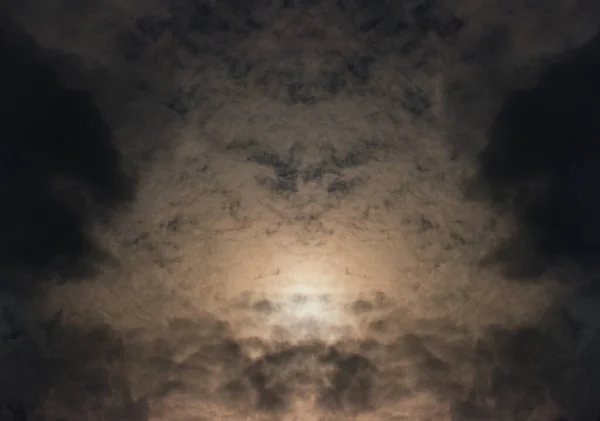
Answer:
[2,0,600,420]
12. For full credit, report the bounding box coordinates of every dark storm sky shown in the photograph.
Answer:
[1,0,600,420]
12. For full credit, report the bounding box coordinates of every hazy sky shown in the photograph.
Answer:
[1,0,600,420]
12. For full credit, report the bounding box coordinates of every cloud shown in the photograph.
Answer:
[0,28,134,290]
[0,21,136,421]
[469,31,600,280]
[3,0,600,420]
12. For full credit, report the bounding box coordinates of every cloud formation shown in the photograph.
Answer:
[2,0,600,420]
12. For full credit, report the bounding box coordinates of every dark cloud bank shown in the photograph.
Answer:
[0,19,139,421]
[459,22,600,421]
[1,1,600,420]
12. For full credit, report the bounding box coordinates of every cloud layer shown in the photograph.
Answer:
[2,0,600,420]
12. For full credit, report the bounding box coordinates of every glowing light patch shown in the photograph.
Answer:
[266,283,352,342]
[227,258,365,342]
[281,290,333,323]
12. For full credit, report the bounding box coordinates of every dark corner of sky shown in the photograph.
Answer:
[451,21,600,421]
[475,28,600,281]
[0,11,144,421]
[0,18,135,289]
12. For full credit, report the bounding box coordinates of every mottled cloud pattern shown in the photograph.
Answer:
[1,0,600,420]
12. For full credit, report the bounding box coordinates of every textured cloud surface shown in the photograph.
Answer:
[1,0,600,420]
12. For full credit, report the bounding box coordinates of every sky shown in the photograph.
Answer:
[1,0,600,420]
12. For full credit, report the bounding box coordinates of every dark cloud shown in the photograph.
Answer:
[0,29,134,290]
[0,315,149,421]
[222,138,387,199]
[471,30,600,280]
[458,20,600,421]
[453,311,600,421]
[3,0,600,420]
[0,21,136,421]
